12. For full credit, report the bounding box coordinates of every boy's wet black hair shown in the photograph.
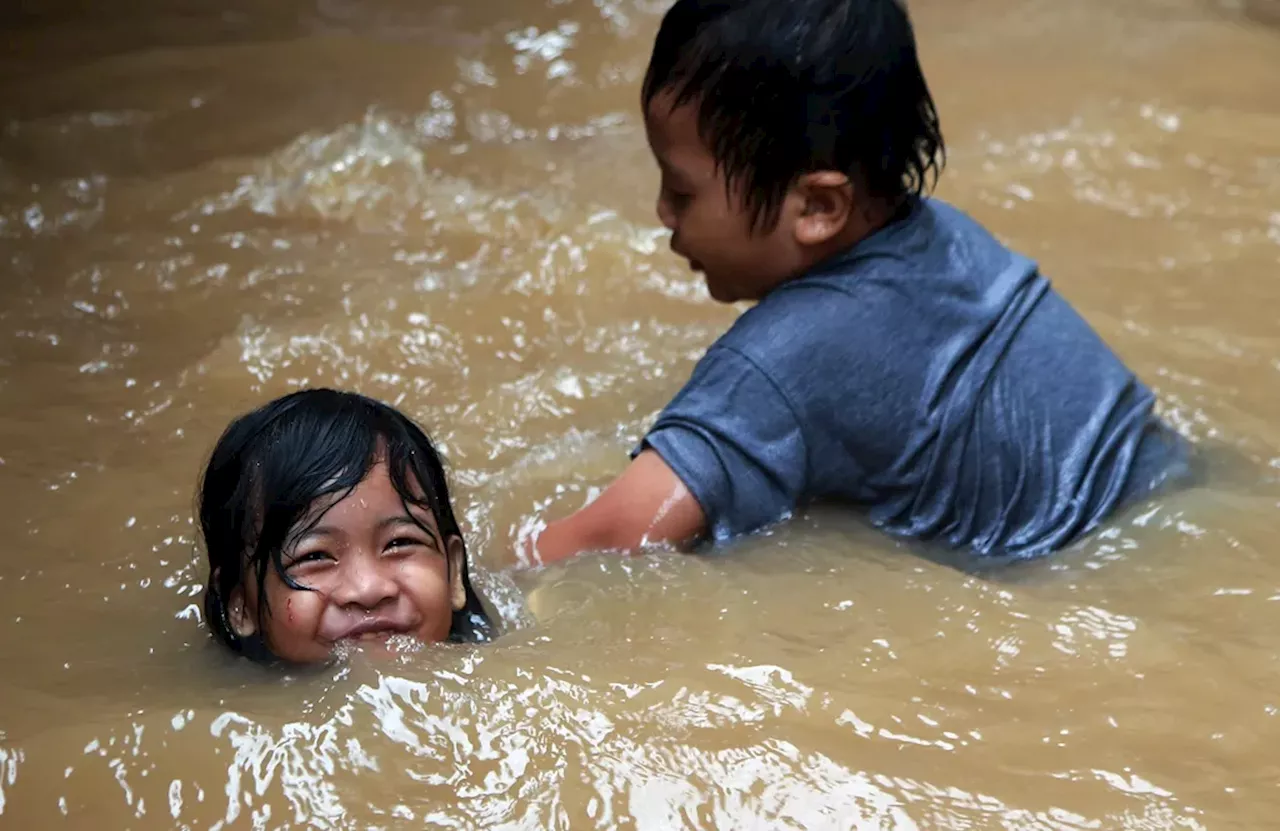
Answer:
[199,388,494,663]
[643,0,945,231]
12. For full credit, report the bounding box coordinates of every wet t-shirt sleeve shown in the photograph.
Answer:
[638,346,808,542]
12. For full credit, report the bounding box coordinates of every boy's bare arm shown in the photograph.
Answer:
[523,449,706,566]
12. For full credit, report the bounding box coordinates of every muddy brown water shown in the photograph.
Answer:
[1,0,1278,827]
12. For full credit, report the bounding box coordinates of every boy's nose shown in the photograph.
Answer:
[656,194,677,231]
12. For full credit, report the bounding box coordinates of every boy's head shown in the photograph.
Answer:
[642,0,944,303]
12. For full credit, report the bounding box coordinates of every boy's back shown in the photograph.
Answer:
[645,198,1187,556]
[522,0,1188,566]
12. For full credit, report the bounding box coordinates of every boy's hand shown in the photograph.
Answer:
[520,449,706,567]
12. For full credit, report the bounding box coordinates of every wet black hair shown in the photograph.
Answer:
[199,388,494,663]
[642,0,945,231]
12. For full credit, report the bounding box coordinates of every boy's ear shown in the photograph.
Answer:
[793,171,854,246]
[226,582,258,639]
[446,536,468,611]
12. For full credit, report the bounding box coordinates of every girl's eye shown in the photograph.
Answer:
[386,536,431,553]
[286,551,333,570]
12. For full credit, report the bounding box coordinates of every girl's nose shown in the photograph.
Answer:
[331,553,397,610]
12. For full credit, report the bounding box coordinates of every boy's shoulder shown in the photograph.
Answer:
[821,197,1017,282]
[717,198,1026,363]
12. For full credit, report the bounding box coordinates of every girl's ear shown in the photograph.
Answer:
[226,582,258,638]
[446,536,468,611]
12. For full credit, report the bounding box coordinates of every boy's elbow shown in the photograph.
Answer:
[531,453,709,564]
[599,493,708,554]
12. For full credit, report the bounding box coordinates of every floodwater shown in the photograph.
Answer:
[0,0,1278,827]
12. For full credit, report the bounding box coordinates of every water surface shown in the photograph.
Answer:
[1,0,1279,827]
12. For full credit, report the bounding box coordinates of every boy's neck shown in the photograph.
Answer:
[800,194,903,276]
[746,195,913,304]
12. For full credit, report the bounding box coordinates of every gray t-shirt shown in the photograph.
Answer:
[641,198,1187,558]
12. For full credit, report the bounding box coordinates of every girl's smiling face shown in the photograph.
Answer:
[226,461,467,664]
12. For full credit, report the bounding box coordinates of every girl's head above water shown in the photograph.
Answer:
[199,388,493,665]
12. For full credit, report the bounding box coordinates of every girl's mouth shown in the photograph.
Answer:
[333,617,413,641]
[352,629,396,641]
